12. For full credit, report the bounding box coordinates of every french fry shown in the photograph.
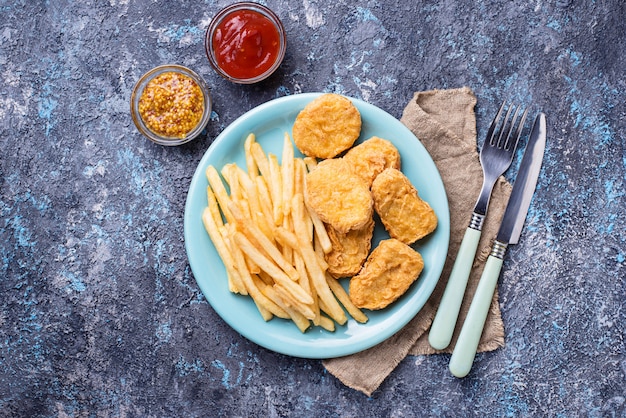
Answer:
[303,156,318,172]
[291,193,347,324]
[326,273,368,323]
[244,134,258,178]
[264,285,310,332]
[235,165,273,241]
[274,284,316,320]
[201,206,246,295]
[252,275,289,319]
[294,159,306,196]
[268,154,283,225]
[206,165,235,224]
[255,176,276,233]
[307,204,333,254]
[229,201,299,282]
[233,231,313,306]
[227,232,287,320]
[318,314,336,332]
[253,298,274,321]
[281,132,295,217]
[250,141,272,180]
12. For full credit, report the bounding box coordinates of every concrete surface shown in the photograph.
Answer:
[1,0,624,416]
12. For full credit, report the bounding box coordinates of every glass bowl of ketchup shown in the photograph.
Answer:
[205,2,287,84]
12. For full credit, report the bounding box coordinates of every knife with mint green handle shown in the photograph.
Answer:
[449,113,546,378]
[429,102,528,351]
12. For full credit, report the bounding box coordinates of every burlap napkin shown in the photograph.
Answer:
[323,87,508,396]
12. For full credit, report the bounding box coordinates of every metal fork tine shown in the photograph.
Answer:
[508,108,529,152]
[502,106,521,150]
[496,106,516,148]
[486,101,506,146]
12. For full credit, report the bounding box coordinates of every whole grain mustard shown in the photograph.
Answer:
[138,71,204,138]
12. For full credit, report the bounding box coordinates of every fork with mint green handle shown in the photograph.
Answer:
[428,102,528,351]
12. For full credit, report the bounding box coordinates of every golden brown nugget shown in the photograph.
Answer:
[343,136,401,188]
[371,168,437,244]
[305,158,373,233]
[325,217,375,278]
[292,94,362,159]
[349,239,424,310]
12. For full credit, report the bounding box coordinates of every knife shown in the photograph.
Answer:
[449,112,547,378]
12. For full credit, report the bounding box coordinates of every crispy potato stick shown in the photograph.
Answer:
[318,298,346,326]
[236,165,273,241]
[229,201,299,282]
[282,305,311,333]
[291,194,347,324]
[206,165,235,224]
[201,207,246,295]
[253,298,274,321]
[294,251,321,326]
[258,270,275,286]
[244,134,258,178]
[268,154,283,225]
[274,284,316,320]
[225,222,261,275]
[259,284,302,324]
[281,133,295,217]
[294,159,314,236]
[326,273,368,323]
[205,187,245,293]
[252,275,289,319]
[313,234,330,271]
[281,215,293,265]
[303,157,318,172]
[228,233,287,320]
[264,286,310,332]
[255,176,275,232]
[221,164,243,201]
[250,141,272,180]
[294,159,306,196]
[233,231,314,305]
[307,204,333,254]
[318,314,336,332]
[206,186,223,226]
[274,224,321,324]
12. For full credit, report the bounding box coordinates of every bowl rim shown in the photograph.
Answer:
[130,64,212,146]
[204,2,287,84]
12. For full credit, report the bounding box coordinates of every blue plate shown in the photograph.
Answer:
[184,93,450,359]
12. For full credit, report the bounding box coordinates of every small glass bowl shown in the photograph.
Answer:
[130,64,212,146]
[205,2,287,84]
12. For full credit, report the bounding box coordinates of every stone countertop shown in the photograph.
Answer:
[1,1,624,416]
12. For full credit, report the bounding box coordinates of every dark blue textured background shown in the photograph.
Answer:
[1,0,624,416]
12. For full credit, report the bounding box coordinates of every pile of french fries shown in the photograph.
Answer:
[202,133,368,332]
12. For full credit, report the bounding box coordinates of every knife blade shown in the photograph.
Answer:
[449,112,547,378]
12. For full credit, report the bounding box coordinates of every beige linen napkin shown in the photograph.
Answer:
[323,87,508,396]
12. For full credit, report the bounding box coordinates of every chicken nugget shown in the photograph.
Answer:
[292,94,361,159]
[349,239,424,310]
[343,136,401,188]
[371,168,437,244]
[325,217,375,278]
[305,158,373,233]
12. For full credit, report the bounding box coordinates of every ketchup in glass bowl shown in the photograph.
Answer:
[205,2,287,84]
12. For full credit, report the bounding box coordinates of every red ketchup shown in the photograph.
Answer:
[212,9,282,80]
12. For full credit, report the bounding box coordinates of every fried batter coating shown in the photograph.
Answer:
[371,168,437,244]
[343,136,401,188]
[305,158,373,233]
[292,94,362,159]
[325,218,375,278]
[349,239,424,310]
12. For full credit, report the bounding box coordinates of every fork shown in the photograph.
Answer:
[428,101,528,350]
